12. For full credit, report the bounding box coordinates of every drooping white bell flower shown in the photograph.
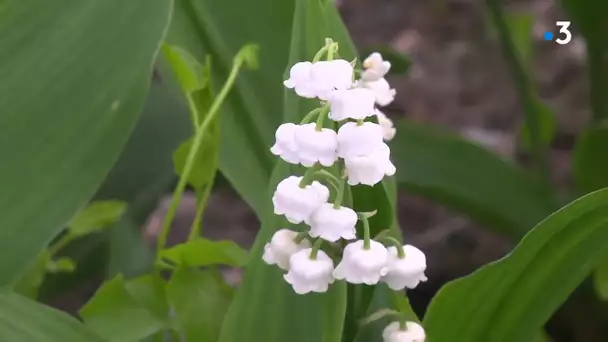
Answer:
[375,109,397,141]
[382,321,426,342]
[333,239,389,285]
[362,52,391,82]
[263,229,312,270]
[381,245,428,290]
[308,203,357,242]
[272,176,330,224]
[359,78,396,106]
[309,59,354,100]
[337,121,384,158]
[293,123,338,167]
[329,88,376,121]
[283,61,317,98]
[270,123,301,164]
[344,143,396,186]
[284,248,335,294]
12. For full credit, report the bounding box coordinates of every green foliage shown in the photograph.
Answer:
[574,123,608,193]
[167,267,235,342]
[68,201,128,237]
[0,291,104,341]
[392,120,557,238]
[424,189,608,342]
[0,0,172,285]
[161,238,249,267]
[80,275,167,341]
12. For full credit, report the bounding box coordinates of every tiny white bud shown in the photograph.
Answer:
[375,109,397,141]
[382,321,426,342]
[359,78,396,107]
[362,52,391,82]
[263,229,311,270]
[308,203,357,242]
[381,245,427,290]
[284,248,335,294]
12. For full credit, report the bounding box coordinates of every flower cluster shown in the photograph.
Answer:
[263,39,426,342]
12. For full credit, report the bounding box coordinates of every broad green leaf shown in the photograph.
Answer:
[392,119,557,238]
[573,123,608,193]
[167,267,234,342]
[13,251,51,299]
[161,238,249,267]
[424,188,608,342]
[173,137,219,189]
[163,45,210,93]
[125,274,170,322]
[0,0,172,284]
[80,275,166,341]
[594,258,608,301]
[68,201,128,237]
[0,290,105,341]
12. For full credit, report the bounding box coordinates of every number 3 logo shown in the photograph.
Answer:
[556,21,572,45]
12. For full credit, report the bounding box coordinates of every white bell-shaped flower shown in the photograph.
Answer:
[359,78,396,107]
[308,203,357,242]
[333,240,389,285]
[362,52,391,82]
[337,121,384,158]
[293,123,338,167]
[329,88,376,121]
[381,245,428,290]
[310,59,354,100]
[272,176,330,224]
[344,143,396,186]
[283,61,317,98]
[375,109,397,141]
[263,229,312,270]
[284,248,335,294]
[383,321,426,342]
[270,123,300,164]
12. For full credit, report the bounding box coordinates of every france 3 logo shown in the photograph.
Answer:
[543,21,572,45]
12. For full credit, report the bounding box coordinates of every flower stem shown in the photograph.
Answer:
[361,216,371,250]
[187,184,213,241]
[356,119,364,126]
[300,107,322,124]
[379,236,406,258]
[332,174,346,209]
[309,238,324,259]
[155,56,247,267]
[294,231,310,244]
[315,104,330,131]
[313,169,341,192]
[299,163,322,188]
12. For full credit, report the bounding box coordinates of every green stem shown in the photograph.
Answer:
[294,231,310,244]
[300,107,322,124]
[313,169,341,192]
[332,175,346,209]
[48,233,76,256]
[186,93,200,127]
[315,104,330,131]
[379,236,405,258]
[327,42,338,61]
[361,216,371,250]
[299,163,322,187]
[356,119,364,126]
[156,58,246,266]
[309,238,324,259]
[187,183,214,241]
[486,0,549,181]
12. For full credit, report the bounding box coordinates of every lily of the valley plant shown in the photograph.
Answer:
[263,39,426,342]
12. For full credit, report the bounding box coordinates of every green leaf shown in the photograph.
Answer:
[125,274,170,322]
[423,188,608,342]
[46,257,77,273]
[167,267,234,342]
[573,123,608,193]
[80,275,166,341]
[13,251,51,299]
[163,45,210,93]
[392,119,557,238]
[594,258,608,301]
[0,0,171,284]
[161,238,249,267]
[173,136,219,189]
[68,201,128,237]
[0,290,105,341]
[504,13,534,62]
[521,100,557,150]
